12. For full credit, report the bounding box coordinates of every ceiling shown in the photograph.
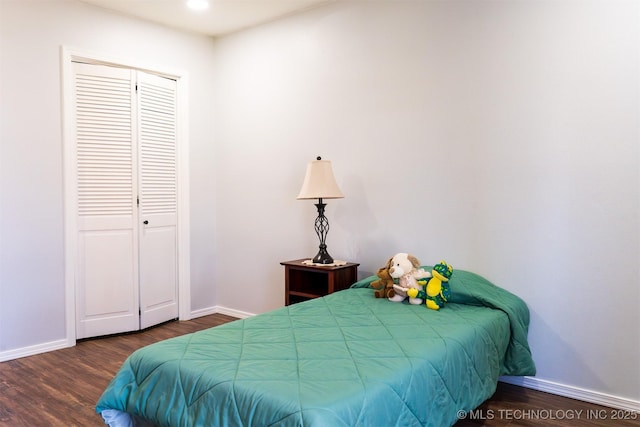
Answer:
[79,0,334,37]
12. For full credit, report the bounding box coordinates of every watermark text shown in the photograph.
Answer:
[457,408,638,421]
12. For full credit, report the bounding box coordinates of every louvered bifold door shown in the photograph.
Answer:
[73,63,140,339]
[137,72,179,329]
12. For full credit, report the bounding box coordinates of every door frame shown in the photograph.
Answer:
[61,46,191,346]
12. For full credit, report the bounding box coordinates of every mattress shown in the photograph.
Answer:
[97,269,535,427]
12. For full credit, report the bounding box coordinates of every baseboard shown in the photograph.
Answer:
[189,306,219,318]
[0,338,72,363]
[190,305,255,320]
[500,376,640,412]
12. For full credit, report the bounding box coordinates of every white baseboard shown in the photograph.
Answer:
[0,338,72,363]
[189,306,219,318]
[500,376,640,412]
[190,305,255,320]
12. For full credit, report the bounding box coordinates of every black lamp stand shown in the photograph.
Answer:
[312,198,333,264]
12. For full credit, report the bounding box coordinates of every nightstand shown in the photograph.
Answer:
[280,259,359,305]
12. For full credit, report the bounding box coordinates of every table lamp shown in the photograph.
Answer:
[297,156,344,264]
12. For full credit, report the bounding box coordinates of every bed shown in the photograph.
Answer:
[96,268,536,427]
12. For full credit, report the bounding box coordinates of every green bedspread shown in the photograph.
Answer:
[97,270,535,427]
[351,268,536,377]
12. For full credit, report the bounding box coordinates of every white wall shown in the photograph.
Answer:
[211,0,639,406]
[0,0,217,353]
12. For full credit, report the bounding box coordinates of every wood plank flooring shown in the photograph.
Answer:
[0,313,637,426]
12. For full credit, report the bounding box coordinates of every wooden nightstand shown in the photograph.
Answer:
[280,259,359,306]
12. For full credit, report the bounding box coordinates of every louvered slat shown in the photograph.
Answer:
[76,71,133,217]
[139,78,177,216]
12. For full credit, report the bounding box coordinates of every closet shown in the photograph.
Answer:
[71,62,179,339]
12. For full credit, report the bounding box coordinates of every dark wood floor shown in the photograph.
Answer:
[0,313,637,426]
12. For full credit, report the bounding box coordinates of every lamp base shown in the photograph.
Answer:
[312,247,334,264]
[311,200,334,264]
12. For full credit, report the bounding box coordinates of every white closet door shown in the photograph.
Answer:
[137,72,179,329]
[73,63,139,339]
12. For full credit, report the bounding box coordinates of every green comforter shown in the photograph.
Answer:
[97,270,535,427]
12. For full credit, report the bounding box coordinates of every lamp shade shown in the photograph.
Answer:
[297,157,344,200]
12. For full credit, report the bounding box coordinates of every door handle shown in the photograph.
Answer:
[143,220,149,225]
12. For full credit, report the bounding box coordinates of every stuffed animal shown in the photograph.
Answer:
[370,263,396,298]
[408,260,453,310]
[387,253,431,305]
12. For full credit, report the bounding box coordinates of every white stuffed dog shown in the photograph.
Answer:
[387,253,431,305]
